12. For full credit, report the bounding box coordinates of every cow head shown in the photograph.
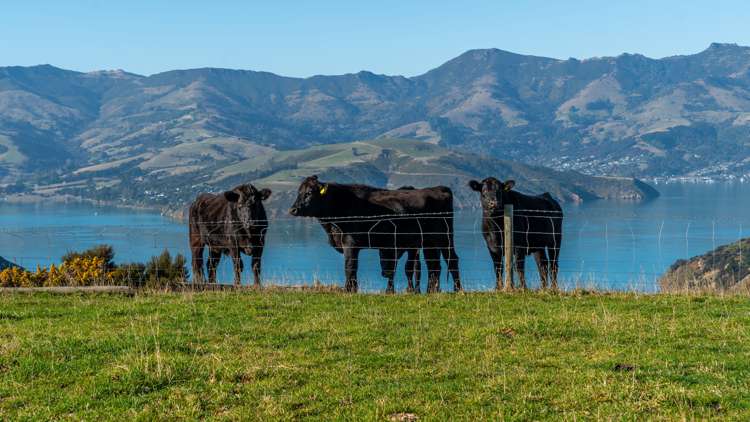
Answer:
[468,178,515,213]
[223,184,272,227]
[289,175,329,217]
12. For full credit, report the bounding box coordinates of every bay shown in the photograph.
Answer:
[2,182,749,292]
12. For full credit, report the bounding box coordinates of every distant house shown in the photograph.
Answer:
[0,256,23,271]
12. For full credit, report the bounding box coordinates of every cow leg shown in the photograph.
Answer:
[514,252,527,290]
[489,249,504,290]
[379,248,397,294]
[191,243,205,284]
[251,246,263,288]
[413,250,422,293]
[548,246,560,291]
[424,248,441,293]
[402,250,415,293]
[207,249,222,284]
[533,250,549,290]
[406,249,421,294]
[441,246,462,292]
[230,249,243,287]
[343,247,360,293]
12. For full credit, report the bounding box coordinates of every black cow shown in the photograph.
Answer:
[289,176,461,293]
[394,185,421,293]
[189,184,271,286]
[315,185,422,293]
[469,178,562,290]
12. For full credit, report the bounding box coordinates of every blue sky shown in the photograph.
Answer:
[1,0,748,77]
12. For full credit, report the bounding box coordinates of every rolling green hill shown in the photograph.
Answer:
[24,138,657,216]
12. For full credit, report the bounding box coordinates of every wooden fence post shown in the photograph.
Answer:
[504,204,514,290]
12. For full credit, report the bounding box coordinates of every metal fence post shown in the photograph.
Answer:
[504,204,514,290]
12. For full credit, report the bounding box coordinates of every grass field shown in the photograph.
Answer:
[1,290,750,420]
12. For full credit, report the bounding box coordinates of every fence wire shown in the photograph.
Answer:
[1,209,748,293]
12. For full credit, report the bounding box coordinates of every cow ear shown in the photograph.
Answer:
[504,180,515,191]
[468,180,482,192]
[258,188,272,201]
[319,183,328,196]
[311,174,318,181]
[224,190,240,202]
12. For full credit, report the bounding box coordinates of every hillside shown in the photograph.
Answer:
[238,139,659,214]
[14,138,657,215]
[0,256,22,270]
[660,238,750,292]
[2,44,750,183]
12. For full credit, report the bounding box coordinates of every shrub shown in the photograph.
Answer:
[1,247,186,289]
[44,264,65,287]
[0,267,34,287]
[108,263,147,287]
[63,256,108,286]
[62,244,116,271]
[144,249,187,289]
[1,256,107,287]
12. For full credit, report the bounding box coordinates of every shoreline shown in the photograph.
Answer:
[650,175,750,184]
[0,193,185,222]
[3,178,745,220]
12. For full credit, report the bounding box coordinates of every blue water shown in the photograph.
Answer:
[2,182,750,292]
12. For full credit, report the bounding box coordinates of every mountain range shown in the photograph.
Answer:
[1,43,749,205]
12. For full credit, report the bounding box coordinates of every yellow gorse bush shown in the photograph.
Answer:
[1,246,186,289]
[63,256,108,286]
[0,266,35,287]
[0,256,110,288]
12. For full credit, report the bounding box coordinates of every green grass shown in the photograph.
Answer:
[214,138,446,184]
[1,291,750,420]
[302,143,379,168]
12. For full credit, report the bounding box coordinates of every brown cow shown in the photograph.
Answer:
[189,184,271,286]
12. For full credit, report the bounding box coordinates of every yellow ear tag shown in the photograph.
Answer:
[319,185,328,195]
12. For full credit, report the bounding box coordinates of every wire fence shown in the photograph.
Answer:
[2,206,748,293]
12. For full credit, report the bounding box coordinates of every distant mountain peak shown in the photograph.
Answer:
[0,63,70,73]
[616,52,648,59]
[353,70,385,80]
[454,47,558,63]
[85,69,143,79]
[708,42,741,50]
[696,42,750,57]
[463,48,518,57]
